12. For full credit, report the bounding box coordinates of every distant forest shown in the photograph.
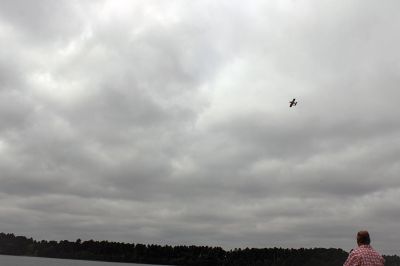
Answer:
[1,233,399,266]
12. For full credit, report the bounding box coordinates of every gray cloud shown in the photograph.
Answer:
[1,0,400,255]
[0,0,87,44]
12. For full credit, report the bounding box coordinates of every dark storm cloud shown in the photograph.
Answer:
[1,0,400,255]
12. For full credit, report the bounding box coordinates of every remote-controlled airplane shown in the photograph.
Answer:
[289,98,297,107]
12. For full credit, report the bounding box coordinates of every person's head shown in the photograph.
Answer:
[357,231,371,246]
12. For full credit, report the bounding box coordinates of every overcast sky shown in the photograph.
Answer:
[1,0,400,255]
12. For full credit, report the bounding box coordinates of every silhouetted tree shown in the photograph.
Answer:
[1,232,399,266]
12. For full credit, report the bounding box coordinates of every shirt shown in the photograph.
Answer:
[343,245,385,266]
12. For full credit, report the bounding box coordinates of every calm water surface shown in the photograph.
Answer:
[0,255,165,266]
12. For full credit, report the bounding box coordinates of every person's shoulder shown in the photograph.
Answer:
[344,250,362,266]
[367,246,383,256]
[371,248,384,259]
[350,247,363,254]
[364,246,385,261]
[348,249,363,260]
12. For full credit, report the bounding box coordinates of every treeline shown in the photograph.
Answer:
[1,233,399,266]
